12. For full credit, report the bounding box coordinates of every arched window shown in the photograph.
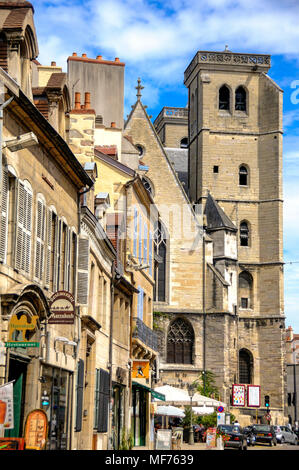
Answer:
[167,318,194,364]
[180,137,188,149]
[142,177,154,196]
[239,165,248,186]
[239,271,253,309]
[219,85,230,110]
[240,221,249,247]
[235,86,246,111]
[239,349,253,384]
[154,221,167,302]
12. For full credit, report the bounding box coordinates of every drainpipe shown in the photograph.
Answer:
[0,95,14,187]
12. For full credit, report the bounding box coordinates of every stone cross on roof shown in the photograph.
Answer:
[136,77,144,101]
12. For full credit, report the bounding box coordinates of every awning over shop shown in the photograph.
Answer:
[132,381,165,401]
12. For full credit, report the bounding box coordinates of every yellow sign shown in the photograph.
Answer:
[132,360,150,379]
[8,313,39,343]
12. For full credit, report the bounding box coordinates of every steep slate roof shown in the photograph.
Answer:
[204,193,237,231]
[164,147,188,189]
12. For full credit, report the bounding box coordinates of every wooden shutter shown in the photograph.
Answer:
[139,214,142,262]
[75,359,84,432]
[77,237,89,305]
[35,199,46,281]
[0,169,8,262]
[143,222,147,265]
[133,207,138,257]
[64,227,71,291]
[45,208,52,287]
[97,369,110,433]
[137,287,144,320]
[14,180,24,271]
[149,231,153,276]
[23,186,32,274]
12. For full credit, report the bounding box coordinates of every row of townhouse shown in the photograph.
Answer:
[0,2,160,450]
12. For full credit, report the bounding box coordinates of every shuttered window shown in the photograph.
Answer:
[97,369,110,433]
[77,237,89,305]
[149,231,153,276]
[133,207,138,257]
[35,197,46,281]
[94,369,100,429]
[75,359,85,432]
[139,214,142,263]
[45,208,52,288]
[15,180,32,274]
[0,169,9,262]
[137,286,144,320]
[143,223,148,266]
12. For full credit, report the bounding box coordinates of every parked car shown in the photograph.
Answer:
[276,426,298,445]
[217,425,247,450]
[251,424,277,446]
[243,426,256,446]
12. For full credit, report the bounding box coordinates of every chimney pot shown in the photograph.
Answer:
[51,61,56,66]
[115,57,120,62]
[97,55,103,60]
[72,52,77,57]
[111,122,116,128]
[82,53,87,58]
[74,92,81,110]
[84,92,91,110]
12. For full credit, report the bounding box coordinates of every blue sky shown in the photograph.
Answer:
[32,0,299,330]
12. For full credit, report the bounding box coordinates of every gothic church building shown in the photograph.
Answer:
[125,49,286,424]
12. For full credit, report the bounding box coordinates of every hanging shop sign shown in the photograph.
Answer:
[48,291,75,324]
[247,385,260,408]
[232,384,246,407]
[132,360,150,380]
[5,313,39,348]
[0,381,14,430]
[24,409,48,450]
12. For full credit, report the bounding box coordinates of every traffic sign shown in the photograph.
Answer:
[217,406,224,413]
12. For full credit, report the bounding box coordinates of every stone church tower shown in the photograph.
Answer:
[184,49,286,420]
[126,48,286,424]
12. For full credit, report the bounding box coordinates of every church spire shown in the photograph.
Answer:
[135,77,144,101]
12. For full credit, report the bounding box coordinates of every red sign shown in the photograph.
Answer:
[0,438,25,450]
[48,291,75,324]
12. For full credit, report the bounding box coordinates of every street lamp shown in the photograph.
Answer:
[188,384,195,445]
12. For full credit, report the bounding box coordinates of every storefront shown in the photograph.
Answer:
[111,383,125,449]
[40,365,73,450]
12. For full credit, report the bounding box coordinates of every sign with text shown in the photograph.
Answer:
[48,291,75,324]
[206,427,216,448]
[155,429,172,450]
[6,313,39,346]
[24,409,48,450]
[232,384,246,407]
[247,385,260,408]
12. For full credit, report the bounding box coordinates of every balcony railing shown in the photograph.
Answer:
[133,317,158,352]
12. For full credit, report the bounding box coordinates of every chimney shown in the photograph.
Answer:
[97,55,103,60]
[51,61,56,66]
[111,122,116,128]
[74,92,81,110]
[72,52,77,57]
[115,57,120,62]
[85,92,91,110]
[82,53,87,58]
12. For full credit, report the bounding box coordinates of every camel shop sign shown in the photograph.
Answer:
[48,291,75,324]
[5,313,39,348]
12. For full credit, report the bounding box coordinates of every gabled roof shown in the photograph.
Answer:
[204,193,237,231]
